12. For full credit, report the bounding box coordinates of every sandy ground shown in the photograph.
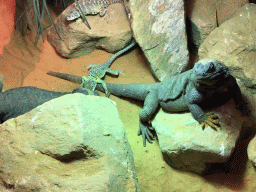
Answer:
[1,2,256,192]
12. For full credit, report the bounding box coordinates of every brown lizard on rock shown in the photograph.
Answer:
[47,59,251,146]
[66,0,124,21]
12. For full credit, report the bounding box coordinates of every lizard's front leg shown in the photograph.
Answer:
[81,76,97,91]
[188,89,220,130]
[95,79,110,97]
[106,68,123,76]
[189,104,220,130]
[138,89,159,147]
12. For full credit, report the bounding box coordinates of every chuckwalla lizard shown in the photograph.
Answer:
[66,0,124,21]
[47,59,251,146]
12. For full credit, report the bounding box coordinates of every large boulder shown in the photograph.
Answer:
[152,81,256,175]
[0,94,140,191]
[198,3,256,92]
[47,3,132,58]
[185,0,248,49]
[129,0,189,81]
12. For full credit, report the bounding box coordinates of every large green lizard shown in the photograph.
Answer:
[47,59,251,146]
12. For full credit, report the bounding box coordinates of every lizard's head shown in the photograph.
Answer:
[66,9,81,21]
[192,59,230,92]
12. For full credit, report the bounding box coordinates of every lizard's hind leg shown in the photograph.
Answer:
[96,79,110,97]
[106,68,124,76]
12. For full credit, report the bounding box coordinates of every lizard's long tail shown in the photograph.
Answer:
[100,39,137,68]
[47,71,157,100]
[47,71,82,84]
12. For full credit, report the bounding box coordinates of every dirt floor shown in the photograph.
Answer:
[1,1,256,192]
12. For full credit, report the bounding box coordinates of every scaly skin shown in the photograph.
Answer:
[47,59,251,146]
[66,0,123,21]
[48,40,137,96]
[64,0,135,94]
[81,40,137,96]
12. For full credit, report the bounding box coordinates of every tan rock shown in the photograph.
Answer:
[245,82,256,167]
[248,137,256,166]
[198,4,256,85]
[15,0,35,36]
[47,3,132,58]
[185,0,248,48]
[130,0,189,81]
[152,80,256,175]
[0,94,140,191]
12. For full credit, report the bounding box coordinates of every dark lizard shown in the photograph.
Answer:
[0,74,95,124]
[48,40,137,96]
[46,59,251,146]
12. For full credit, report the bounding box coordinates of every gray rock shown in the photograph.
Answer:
[129,0,189,81]
[0,94,140,191]
[152,81,256,175]
[47,3,132,58]
[245,82,256,166]
[248,137,256,167]
[185,0,248,49]
[198,3,256,90]
[0,86,95,124]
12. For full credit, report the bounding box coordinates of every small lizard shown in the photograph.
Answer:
[47,59,251,146]
[66,0,124,21]
[48,40,137,96]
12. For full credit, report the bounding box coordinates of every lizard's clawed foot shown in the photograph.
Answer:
[138,121,154,147]
[200,113,220,131]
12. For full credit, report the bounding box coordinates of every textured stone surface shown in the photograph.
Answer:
[15,0,34,36]
[0,94,140,191]
[130,0,189,81]
[152,81,256,175]
[248,137,256,166]
[198,4,256,86]
[245,81,256,167]
[47,3,132,58]
[185,0,248,49]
